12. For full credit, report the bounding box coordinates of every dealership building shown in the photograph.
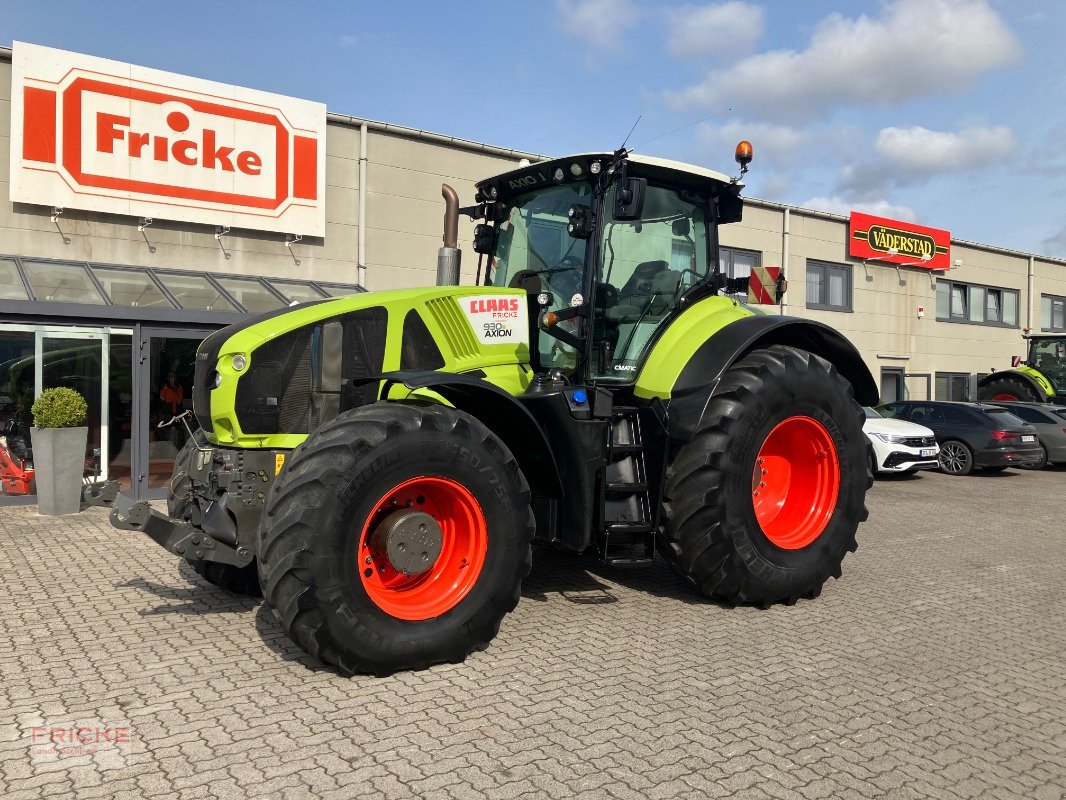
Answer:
[2,41,1066,502]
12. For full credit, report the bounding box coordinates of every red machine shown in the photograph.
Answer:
[0,435,34,495]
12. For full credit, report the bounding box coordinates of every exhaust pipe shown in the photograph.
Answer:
[437,183,462,286]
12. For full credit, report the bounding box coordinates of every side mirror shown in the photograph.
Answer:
[671,218,690,237]
[613,177,647,221]
[717,191,743,224]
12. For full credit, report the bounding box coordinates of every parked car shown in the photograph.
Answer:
[862,407,939,475]
[985,401,1066,468]
[876,401,1043,476]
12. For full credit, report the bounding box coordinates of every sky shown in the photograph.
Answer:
[6,0,1066,256]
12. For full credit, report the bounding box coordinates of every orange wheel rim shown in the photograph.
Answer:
[752,416,840,550]
[358,476,487,620]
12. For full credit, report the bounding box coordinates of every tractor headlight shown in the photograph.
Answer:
[553,167,565,182]
[872,433,908,444]
[589,160,602,175]
[231,353,247,372]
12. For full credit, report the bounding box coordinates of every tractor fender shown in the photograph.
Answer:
[376,370,563,498]
[663,315,878,442]
[976,369,1052,401]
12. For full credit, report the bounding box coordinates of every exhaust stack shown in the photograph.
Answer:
[437,183,461,286]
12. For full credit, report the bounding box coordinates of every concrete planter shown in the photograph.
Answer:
[30,427,87,516]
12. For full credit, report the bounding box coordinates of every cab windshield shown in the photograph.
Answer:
[491,182,591,295]
[491,182,593,371]
[1030,337,1066,392]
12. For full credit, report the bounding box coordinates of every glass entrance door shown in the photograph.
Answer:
[136,327,207,499]
[38,332,107,485]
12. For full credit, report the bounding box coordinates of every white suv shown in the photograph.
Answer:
[863,407,940,475]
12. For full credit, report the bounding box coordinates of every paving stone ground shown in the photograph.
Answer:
[1,467,1064,800]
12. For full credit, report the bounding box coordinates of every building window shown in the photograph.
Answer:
[806,260,851,312]
[935,279,1018,327]
[1042,294,1066,331]
[719,247,759,299]
[935,372,970,401]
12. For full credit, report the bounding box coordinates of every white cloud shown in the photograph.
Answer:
[555,0,640,49]
[665,2,764,60]
[800,196,917,221]
[838,124,1015,194]
[663,0,1022,121]
[874,125,1015,172]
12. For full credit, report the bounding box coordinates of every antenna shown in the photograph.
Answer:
[619,114,642,153]
[632,109,731,152]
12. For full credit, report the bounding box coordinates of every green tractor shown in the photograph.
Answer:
[88,144,877,675]
[977,334,1066,402]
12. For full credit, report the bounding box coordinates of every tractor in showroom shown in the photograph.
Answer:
[88,143,877,675]
[977,334,1066,402]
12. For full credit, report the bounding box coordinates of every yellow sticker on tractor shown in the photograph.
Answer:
[275,453,285,475]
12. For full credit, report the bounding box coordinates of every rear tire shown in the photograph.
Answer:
[169,430,262,598]
[978,376,1041,402]
[658,345,868,606]
[257,403,533,676]
[938,440,974,476]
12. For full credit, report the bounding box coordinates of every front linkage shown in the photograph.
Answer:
[85,412,273,572]
[85,483,253,568]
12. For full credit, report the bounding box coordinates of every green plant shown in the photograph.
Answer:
[31,387,88,429]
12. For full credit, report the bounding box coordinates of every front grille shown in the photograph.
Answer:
[901,436,935,447]
[236,329,314,434]
[234,306,388,435]
[884,452,937,468]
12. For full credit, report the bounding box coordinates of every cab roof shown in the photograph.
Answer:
[479,152,739,199]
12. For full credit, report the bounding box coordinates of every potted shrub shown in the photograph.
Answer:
[30,387,88,516]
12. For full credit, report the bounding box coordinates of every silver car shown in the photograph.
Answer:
[988,402,1066,468]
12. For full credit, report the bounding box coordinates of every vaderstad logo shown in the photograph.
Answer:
[10,41,326,235]
[848,211,950,271]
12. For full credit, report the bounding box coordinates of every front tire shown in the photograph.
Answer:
[658,345,868,606]
[258,403,533,676]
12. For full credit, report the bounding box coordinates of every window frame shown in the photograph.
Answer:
[1041,293,1066,332]
[934,372,971,401]
[805,259,853,312]
[935,278,1019,328]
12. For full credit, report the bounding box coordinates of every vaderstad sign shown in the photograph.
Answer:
[10,42,326,236]
[848,211,950,271]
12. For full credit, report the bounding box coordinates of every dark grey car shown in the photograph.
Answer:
[877,401,1043,476]
[987,402,1066,468]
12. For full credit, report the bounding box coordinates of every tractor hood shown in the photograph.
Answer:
[194,286,533,449]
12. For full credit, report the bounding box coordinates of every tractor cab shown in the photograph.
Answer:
[469,148,747,383]
[1027,335,1066,394]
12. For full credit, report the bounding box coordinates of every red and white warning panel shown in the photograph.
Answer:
[10,41,327,236]
[747,265,783,305]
